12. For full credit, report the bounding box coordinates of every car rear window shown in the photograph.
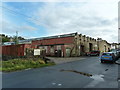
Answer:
[102,53,112,56]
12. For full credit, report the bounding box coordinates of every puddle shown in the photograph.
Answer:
[60,69,92,77]
[85,74,104,87]
[60,69,105,87]
[90,75,104,81]
[105,69,108,71]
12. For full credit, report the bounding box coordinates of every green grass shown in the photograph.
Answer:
[0,58,55,72]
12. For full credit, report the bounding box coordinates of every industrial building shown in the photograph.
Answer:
[1,32,111,57]
[31,32,111,57]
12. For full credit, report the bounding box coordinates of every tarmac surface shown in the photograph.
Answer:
[2,56,120,88]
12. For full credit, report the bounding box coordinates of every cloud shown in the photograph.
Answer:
[1,18,38,35]
[30,2,118,43]
[2,21,16,33]
[19,25,37,31]
[1,3,38,35]
[2,0,119,3]
[1,1,118,43]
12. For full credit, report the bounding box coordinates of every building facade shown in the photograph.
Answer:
[111,43,120,49]
[97,38,111,52]
[1,32,112,57]
[31,33,76,57]
[31,32,111,57]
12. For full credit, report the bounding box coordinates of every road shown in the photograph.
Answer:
[2,56,119,88]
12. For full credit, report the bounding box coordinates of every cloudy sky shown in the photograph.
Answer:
[1,0,119,43]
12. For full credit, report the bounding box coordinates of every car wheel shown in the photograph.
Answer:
[111,58,115,63]
[101,60,104,63]
[112,60,115,63]
[117,57,119,60]
[88,54,90,56]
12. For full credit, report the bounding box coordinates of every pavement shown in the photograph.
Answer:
[2,56,120,88]
[46,56,86,64]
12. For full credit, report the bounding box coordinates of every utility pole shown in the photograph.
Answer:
[15,31,18,44]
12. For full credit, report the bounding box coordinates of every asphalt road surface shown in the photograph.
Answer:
[2,56,120,88]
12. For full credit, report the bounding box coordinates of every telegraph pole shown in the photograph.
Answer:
[15,31,18,44]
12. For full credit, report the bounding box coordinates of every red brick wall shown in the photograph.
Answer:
[32,36,74,46]
[31,37,75,57]
[31,37,74,57]
[61,45,65,57]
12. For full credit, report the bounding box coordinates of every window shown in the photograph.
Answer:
[57,45,61,50]
[102,53,112,56]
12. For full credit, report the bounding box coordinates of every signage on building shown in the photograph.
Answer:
[34,49,40,55]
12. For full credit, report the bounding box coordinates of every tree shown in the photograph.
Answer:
[1,34,25,43]
[2,37,9,42]
[18,36,25,40]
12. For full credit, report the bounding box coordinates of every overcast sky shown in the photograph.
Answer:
[1,0,119,43]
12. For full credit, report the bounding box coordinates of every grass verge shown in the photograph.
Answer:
[0,58,55,72]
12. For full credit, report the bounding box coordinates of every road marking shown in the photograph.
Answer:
[58,84,62,86]
[52,82,62,86]
[52,83,56,85]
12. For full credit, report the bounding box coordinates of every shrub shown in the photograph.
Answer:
[37,60,45,64]
[1,58,55,72]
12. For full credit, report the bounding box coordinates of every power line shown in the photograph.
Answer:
[1,6,41,22]
[0,6,42,39]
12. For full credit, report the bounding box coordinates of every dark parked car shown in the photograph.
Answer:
[100,52,116,63]
[110,49,119,60]
[86,50,100,56]
[116,49,120,58]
